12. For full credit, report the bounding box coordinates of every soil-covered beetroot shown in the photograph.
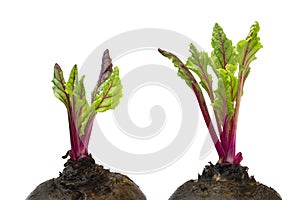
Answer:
[27,156,146,200]
[169,163,281,200]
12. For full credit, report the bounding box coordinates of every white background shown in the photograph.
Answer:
[1,1,299,199]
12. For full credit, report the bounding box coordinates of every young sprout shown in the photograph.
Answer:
[159,22,262,164]
[52,49,122,161]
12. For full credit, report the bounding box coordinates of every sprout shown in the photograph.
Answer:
[159,22,262,164]
[52,49,122,161]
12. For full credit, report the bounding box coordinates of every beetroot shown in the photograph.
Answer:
[159,22,282,199]
[27,156,146,200]
[27,50,146,200]
[169,163,281,200]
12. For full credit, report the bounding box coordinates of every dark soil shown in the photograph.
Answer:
[26,156,146,200]
[169,162,282,200]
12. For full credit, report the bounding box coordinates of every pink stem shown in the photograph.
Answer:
[227,71,245,164]
[192,84,225,159]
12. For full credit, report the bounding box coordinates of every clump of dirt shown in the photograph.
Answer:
[169,162,282,200]
[27,156,146,200]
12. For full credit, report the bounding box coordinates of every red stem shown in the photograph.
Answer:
[227,70,245,164]
[67,95,89,161]
[192,84,225,159]
[67,109,83,161]
[221,117,229,153]
[195,53,223,136]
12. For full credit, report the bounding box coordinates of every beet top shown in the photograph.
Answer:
[52,49,122,161]
[159,22,263,165]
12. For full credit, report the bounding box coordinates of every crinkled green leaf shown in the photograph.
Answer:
[226,63,238,74]
[186,44,213,97]
[211,23,237,70]
[158,48,201,91]
[211,65,238,126]
[211,78,227,126]
[93,67,123,112]
[237,21,263,70]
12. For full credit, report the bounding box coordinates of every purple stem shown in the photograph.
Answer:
[192,83,225,159]
[227,68,246,164]
[67,109,82,160]
[221,117,229,153]
[194,54,223,138]
[68,95,90,161]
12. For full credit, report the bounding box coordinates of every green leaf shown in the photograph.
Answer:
[226,63,238,74]
[186,44,213,97]
[237,21,263,70]
[92,49,113,101]
[93,67,123,112]
[211,78,227,126]
[65,65,78,95]
[211,66,238,126]
[52,64,68,106]
[72,75,94,138]
[223,65,239,102]
[211,23,237,70]
[158,48,201,91]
